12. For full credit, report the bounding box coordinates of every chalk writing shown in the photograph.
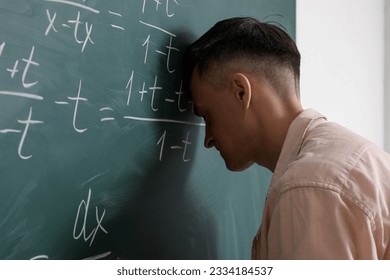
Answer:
[45,0,100,14]
[54,80,88,133]
[30,255,49,260]
[177,131,191,162]
[31,251,112,260]
[125,70,135,105]
[123,116,203,127]
[83,251,112,260]
[124,70,193,115]
[157,130,167,161]
[0,1,200,163]
[45,9,58,35]
[157,36,179,73]
[108,10,125,31]
[73,188,108,247]
[1,46,40,89]
[45,0,99,52]
[0,42,5,57]
[0,91,43,100]
[1,0,195,257]
[175,80,188,112]
[17,108,44,160]
[99,107,115,122]
[22,46,39,88]
[139,20,176,37]
[157,130,192,162]
[0,0,202,164]
[0,107,44,160]
[139,20,180,72]
[69,80,88,133]
[0,42,45,159]
[141,34,151,64]
[68,11,94,52]
[142,0,179,18]
[166,0,179,17]
[139,82,148,102]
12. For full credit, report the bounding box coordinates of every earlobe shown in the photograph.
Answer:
[232,73,252,110]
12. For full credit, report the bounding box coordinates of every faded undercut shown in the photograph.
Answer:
[184,17,301,97]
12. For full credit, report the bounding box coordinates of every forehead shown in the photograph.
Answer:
[190,68,209,104]
[190,63,229,113]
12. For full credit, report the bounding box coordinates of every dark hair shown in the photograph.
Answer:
[184,17,301,92]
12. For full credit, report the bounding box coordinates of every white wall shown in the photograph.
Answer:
[297,0,385,148]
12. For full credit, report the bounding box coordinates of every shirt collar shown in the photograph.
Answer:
[270,109,327,185]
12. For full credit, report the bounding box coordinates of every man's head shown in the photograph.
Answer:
[186,17,303,171]
[186,17,301,97]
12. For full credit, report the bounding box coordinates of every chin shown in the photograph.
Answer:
[224,160,253,172]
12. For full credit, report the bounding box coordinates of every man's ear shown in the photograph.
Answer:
[232,73,252,110]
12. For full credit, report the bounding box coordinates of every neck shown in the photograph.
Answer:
[257,97,303,172]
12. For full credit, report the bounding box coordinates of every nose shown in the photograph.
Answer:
[204,126,215,148]
[204,137,215,149]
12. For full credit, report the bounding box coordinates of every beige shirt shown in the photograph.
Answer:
[252,109,390,259]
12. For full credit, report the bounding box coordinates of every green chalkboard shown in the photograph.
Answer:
[0,0,295,259]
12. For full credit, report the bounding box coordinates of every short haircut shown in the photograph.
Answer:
[184,17,301,96]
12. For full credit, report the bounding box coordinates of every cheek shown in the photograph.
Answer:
[212,115,236,141]
[220,126,252,164]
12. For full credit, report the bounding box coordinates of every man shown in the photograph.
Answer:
[185,17,390,259]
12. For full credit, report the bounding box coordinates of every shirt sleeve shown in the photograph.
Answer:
[265,186,378,259]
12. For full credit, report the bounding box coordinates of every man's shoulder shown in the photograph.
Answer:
[279,121,374,190]
[277,120,390,204]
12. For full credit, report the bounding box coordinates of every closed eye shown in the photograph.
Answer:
[193,106,208,124]
[194,106,201,117]
[193,106,202,118]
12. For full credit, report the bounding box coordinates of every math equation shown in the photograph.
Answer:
[0,0,203,162]
[0,0,203,259]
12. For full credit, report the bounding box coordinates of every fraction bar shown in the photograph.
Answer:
[45,0,100,14]
[138,20,176,37]
[0,90,43,100]
[124,115,204,127]
[0,129,21,134]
